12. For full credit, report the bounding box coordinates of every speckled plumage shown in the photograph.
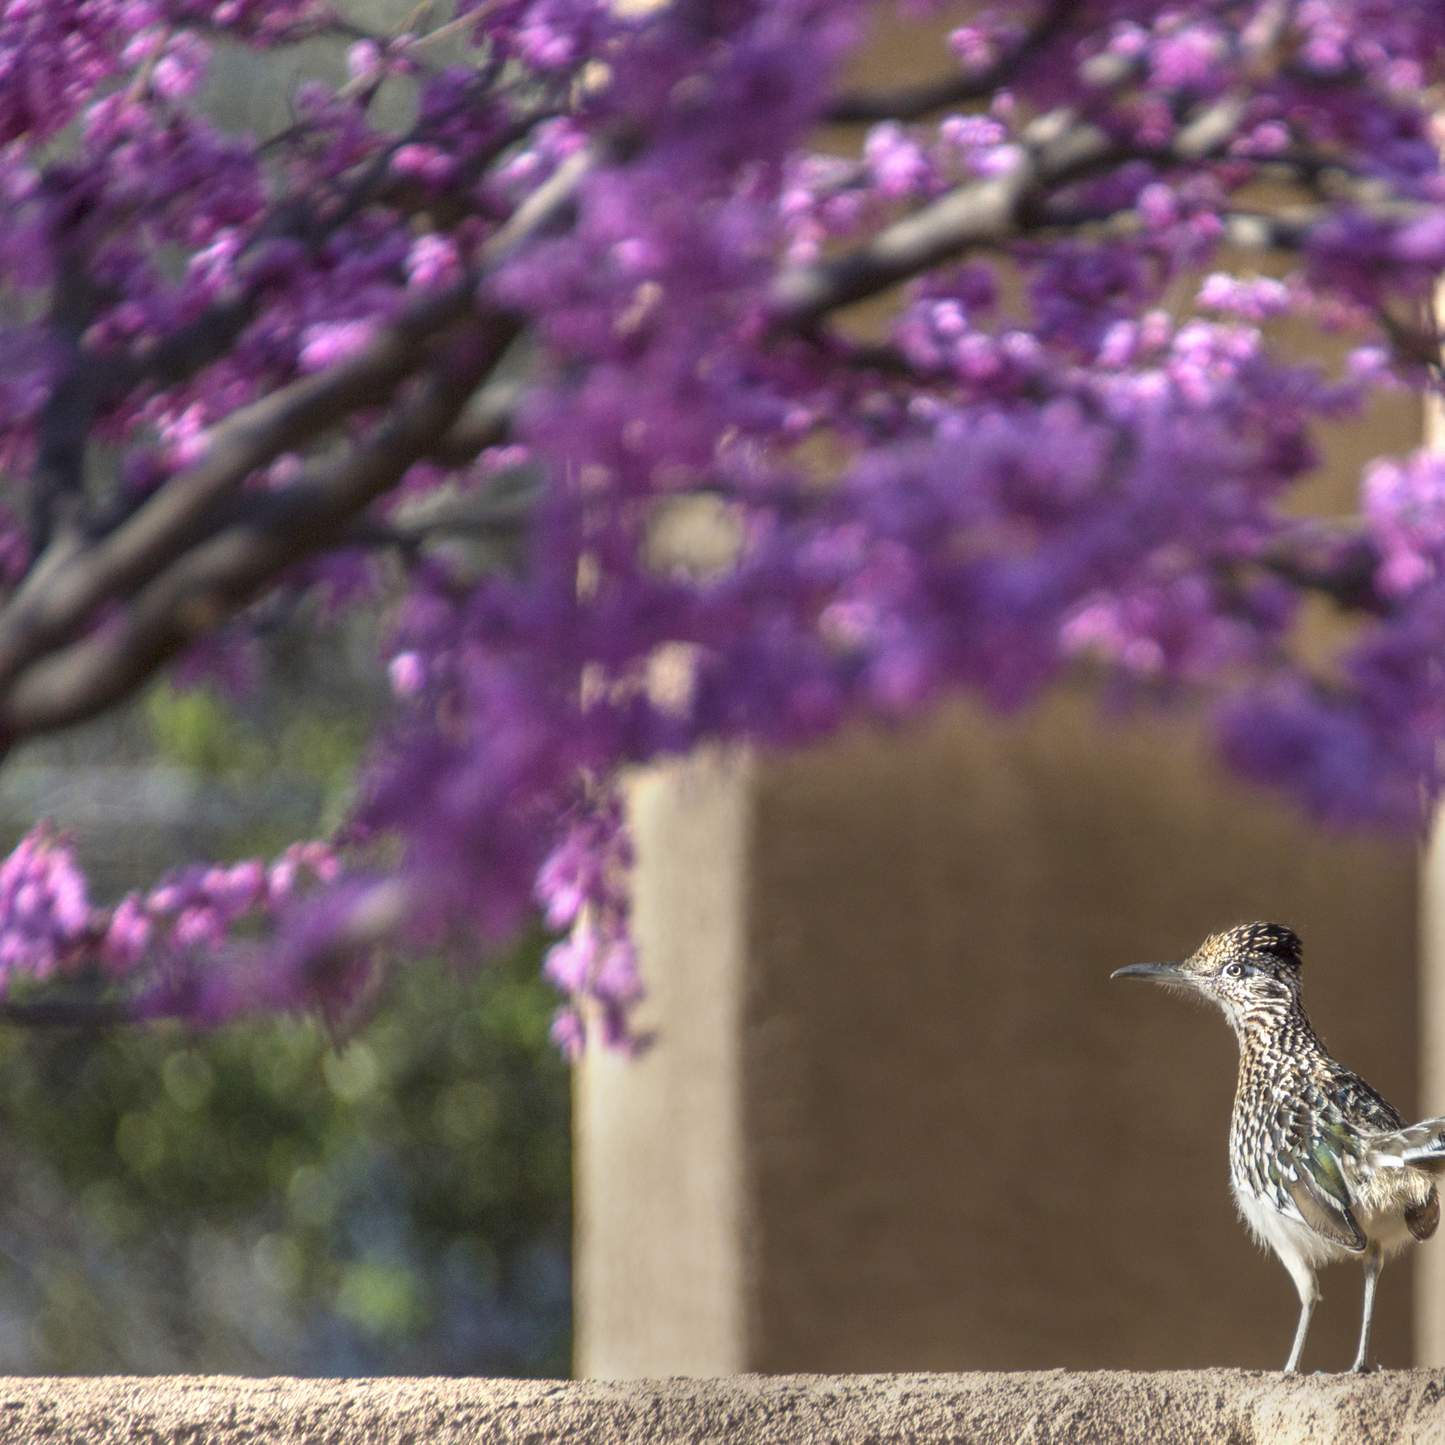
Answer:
[1114,922,1442,1374]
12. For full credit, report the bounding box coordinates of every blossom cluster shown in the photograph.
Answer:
[536,793,640,1058]
[0,824,92,985]
[2,0,1445,1045]
[0,826,341,1001]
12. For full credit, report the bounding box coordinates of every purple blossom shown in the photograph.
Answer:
[534,794,639,1047]
[1197,273,1293,321]
[297,320,378,373]
[103,895,153,976]
[0,827,350,1008]
[1363,450,1445,598]
[388,651,427,697]
[0,826,93,985]
[405,234,462,291]
[863,123,931,199]
[0,0,1444,1048]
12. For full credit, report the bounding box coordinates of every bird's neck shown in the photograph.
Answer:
[1230,993,1321,1064]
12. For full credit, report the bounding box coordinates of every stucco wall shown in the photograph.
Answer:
[2,1372,1443,1444]
[578,694,1421,1378]
[745,697,1419,1374]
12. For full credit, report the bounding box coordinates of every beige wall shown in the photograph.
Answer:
[1419,821,1445,1365]
[576,697,1419,1375]
[747,696,1417,1372]
[1413,398,1445,1366]
[3,1371,1444,1442]
[7,1371,1445,1442]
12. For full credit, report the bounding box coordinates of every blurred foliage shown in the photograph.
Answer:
[0,940,572,1373]
[147,679,369,794]
[0,647,572,1373]
[144,665,371,844]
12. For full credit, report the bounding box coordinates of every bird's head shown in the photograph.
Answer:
[1112,921,1304,1031]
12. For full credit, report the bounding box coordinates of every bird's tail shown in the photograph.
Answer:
[1367,1118,1445,1175]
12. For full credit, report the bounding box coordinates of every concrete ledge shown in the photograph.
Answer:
[0,1372,1443,1444]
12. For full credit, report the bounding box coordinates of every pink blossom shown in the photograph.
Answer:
[298,321,376,373]
[389,651,426,697]
[0,826,93,983]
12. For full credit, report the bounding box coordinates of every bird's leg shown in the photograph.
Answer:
[1283,1292,1316,1373]
[1281,1260,1320,1373]
[1349,1247,1383,1374]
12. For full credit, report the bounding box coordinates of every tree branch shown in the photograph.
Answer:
[0,320,518,738]
[770,108,1111,325]
[343,461,539,553]
[771,79,1360,331]
[92,83,538,411]
[823,0,1082,124]
[0,141,593,739]
[1257,529,1388,616]
[424,366,525,466]
[30,247,109,554]
[0,283,476,694]
[0,995,128,1028]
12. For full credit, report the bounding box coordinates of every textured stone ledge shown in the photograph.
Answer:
[1,1372,1444,1445]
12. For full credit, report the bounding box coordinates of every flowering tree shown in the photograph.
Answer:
[0,0,1442,1050]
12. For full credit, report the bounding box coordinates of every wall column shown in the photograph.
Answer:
[574,751,753,1378]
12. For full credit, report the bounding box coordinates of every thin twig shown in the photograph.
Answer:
[0,996,129,1028]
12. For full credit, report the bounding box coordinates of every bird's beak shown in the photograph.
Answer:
[1111,961,1187,983]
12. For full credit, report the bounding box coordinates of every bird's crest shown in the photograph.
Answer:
[1239,921,1302,963]
[1214,921,1303,971]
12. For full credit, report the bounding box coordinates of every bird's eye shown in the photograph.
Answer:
[1224,963,1243,978]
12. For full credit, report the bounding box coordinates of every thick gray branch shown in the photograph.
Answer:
[0,145,592,743]
[0,321,517,738]
[0,283,473,693]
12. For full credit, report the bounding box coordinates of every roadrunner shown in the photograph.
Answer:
[1113,922,1445,1373]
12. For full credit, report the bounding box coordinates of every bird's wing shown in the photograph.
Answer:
[1279,1134,1366,1251]
[1325,1070,1405,1134]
